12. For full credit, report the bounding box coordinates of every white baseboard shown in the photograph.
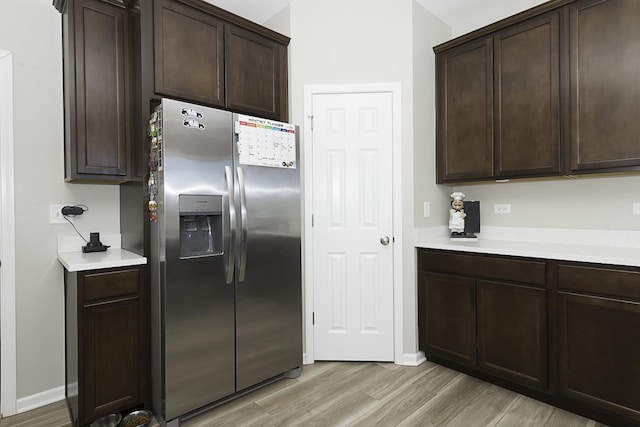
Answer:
[398,351,427,366]
[16,386,65,414]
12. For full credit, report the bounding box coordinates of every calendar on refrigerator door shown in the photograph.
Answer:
[236,114,297,169]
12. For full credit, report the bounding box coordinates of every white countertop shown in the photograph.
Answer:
[57,235,147,272]
[415,226,640,267]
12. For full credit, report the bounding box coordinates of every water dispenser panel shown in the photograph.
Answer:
[178,195,223,258]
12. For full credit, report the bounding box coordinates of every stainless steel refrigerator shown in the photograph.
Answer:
[149,98,302,426]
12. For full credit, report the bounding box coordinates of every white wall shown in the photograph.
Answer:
[457,175,640,231]
[263,4,291,37]
[448,0,548,37]
[0,1,121,403]
[409,1,452,356]
[412,4,451,230]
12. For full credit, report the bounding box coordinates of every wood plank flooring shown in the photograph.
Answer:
[0,361,607,427]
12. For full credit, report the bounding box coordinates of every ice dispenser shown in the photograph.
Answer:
[179,194,223,258]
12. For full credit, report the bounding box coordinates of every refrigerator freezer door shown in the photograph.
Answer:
[233,116,302,391]
[160,99,235,419]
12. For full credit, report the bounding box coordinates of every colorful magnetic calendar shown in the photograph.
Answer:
[236,115,297,169]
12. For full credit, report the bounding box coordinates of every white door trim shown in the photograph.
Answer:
[303,82,403,364]
[0,49,17,416]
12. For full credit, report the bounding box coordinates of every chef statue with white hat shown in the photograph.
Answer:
[449,192,467,236]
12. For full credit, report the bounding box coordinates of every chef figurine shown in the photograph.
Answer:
[449,192,467,236]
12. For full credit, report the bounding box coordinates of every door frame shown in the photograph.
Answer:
[303,83,403,364]
[0,49,17,416]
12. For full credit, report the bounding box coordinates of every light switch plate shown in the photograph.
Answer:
[494,204,511,214]
[633,203,640,215]
[423,202,430,218]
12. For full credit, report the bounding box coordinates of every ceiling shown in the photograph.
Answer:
[202,0,289,24]
[417,0,527,26]
[203,0,548,29]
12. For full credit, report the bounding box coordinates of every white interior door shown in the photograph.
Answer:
[312,91,394,361]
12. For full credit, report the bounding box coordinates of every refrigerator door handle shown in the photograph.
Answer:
[225,165,236,284]
[237,166,248,282]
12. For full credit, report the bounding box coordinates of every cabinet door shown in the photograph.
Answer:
[225,24,284,120]
[477,280,548,390]
[80,268,145,424]
[83,298,141,422]
[569,0,640,172]
[494,12,560,177]
[558,292,640,423]
[421,272,476,366]
[69,0,128,180]
[153,0,225,107]
[436,38,493,183]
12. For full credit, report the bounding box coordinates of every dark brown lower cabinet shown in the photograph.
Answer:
[421,272,476,366]
[418,249,640,427]
[65,266,148,426]
[558,292,640,423]
[477,280,548,390]
[418,250,548,392]
[557,262,640,424]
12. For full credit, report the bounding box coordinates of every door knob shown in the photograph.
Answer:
[380,236,390,246]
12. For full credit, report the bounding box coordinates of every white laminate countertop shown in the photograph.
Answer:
[415,226,640,268]
[57,235,147,272]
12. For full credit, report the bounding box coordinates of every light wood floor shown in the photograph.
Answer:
[0,361,607,427]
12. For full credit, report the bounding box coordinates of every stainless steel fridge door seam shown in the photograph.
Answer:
[236,166,248,282]
[225,165,236,284]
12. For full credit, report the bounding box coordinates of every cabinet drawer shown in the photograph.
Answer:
[83,269,140,302]
[419,250,546,286]
[558,264,640,300]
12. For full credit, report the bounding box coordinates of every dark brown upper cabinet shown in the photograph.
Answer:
[436,38,493,182]
[435,0,640,183]
[436,10,561,184]
[568,0,640,174]
[494,12,561,178]
[55,0,291,186]
[153,0,225,108]
[57,0,131,183]
[151,0,290,121]
[225,24,284,120]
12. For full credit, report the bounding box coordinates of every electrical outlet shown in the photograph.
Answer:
[50,204,72,224]
[494,204,511,214]
[423,202,430,218]
[633,203,640,215]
